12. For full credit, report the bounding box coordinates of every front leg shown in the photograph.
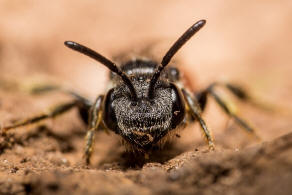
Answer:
[182,89,215,150]
[84,95,104,165]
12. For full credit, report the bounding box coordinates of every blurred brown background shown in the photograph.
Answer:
[0,0,292,156]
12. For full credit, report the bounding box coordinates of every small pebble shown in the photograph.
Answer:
[10,167,19,173]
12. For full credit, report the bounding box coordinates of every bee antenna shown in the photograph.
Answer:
[148,20,206,99]
[64,41,138,100]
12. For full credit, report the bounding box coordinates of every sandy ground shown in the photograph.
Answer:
[0,1,292,194]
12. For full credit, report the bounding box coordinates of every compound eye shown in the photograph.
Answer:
[169,83,185,129]
[103,88,119,133]
[169,67,180,81]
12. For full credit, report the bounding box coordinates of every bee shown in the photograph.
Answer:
[1,20,258,164]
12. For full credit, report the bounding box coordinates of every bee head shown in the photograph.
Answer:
[64,19,206,150]
[103,74,185,150]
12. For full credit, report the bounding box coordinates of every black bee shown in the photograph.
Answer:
[1,20,257,164]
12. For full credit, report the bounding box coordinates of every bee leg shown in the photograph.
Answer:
[206,82,272,111]
[1,101,79,134]
[194,82,250,111]
[84,95,104,165]
[195,90,208,111]
[196,83,259,139]
[210,88,259,139]
[0,80,93,124]
[26,83,93,125]
[223,83,275,112]
[182,89,215,150]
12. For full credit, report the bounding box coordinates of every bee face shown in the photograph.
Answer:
[103,61,185,150]
[62,20,208,162]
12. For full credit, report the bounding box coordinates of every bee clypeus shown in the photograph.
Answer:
[1,20,258,164]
